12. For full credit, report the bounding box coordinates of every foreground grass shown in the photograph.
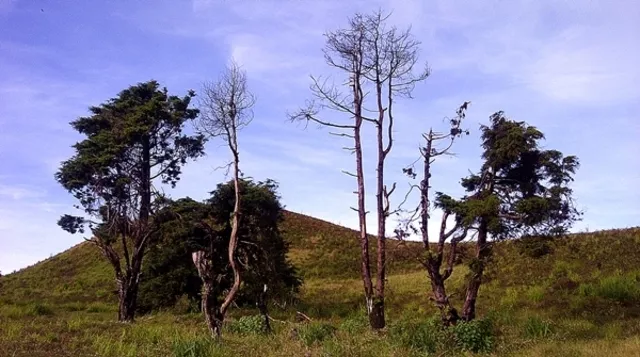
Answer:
[1,220,639,356]
[2,266,640,357]
[2,304,640,357]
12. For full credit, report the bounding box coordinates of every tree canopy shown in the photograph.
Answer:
[55,80,205,321]
[138,179,302,314]
[437,111,582,240]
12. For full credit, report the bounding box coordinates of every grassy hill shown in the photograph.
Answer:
[0,211,423,306]
[1,212,639,357]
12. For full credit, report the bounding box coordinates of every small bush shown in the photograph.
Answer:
[579,273,640,303]
[523,316,554,339]
[452,318,495,353]
[298,322,337,346]
[27,303,54,316]
[389,317,445,355]
[226,314,267,335]
[517,236,553,258]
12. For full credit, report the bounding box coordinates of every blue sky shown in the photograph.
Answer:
[1,0,638,273]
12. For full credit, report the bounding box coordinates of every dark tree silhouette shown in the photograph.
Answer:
[55,80,205,322]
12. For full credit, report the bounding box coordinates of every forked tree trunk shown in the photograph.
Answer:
[426,261,460,325]
[461,222,489,321]
[117,276,138,322]
[201,282,224,338]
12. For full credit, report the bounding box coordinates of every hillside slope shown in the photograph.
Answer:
[1,212,639,316]
[1,212,640,357]
[0,211,423,305]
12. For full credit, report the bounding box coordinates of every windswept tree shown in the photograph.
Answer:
[195,62,256,337]
[399,111,581,324]
[55,80,205,322]
[289,10,429,329]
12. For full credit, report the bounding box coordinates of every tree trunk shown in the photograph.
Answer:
[117,276,138,323]
[426,263,460,325]
[369,299,385,329]
[353,75,374,323]
[257,284,272,333]
[113,134,151,324]
[202,283,223,338]
[374,121,387,330]
[461,222,489,321]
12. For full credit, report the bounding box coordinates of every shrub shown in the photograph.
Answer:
[516,236,553,258]
[27,303,54,316]
[389,317,445,355]
[579,273,640,303]
[226,314,268,335]
[298,322,337,346]
[452,318,495,353]
[523,316,554,339]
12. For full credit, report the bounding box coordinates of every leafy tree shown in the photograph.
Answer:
[399,111,580,324]
[453,112,581,321]
[139,179,301,332]
[55,80,205,322]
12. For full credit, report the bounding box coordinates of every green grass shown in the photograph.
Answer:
[1,213,640,356]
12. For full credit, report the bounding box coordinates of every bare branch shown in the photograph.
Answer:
[342,170,358,178]
[329,131,355,139]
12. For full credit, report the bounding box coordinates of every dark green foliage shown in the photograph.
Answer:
[298,322,337,346]
[516,236,554,258]
[438,111,581,239]
[137,198,208,313]
[27,303,54,316]
[389,316,495,354]
[452,318,495,353]
[226,315,268,335]
[209,179,302,308]
[54,80,205,321]
[138,179,302,313]
[56,80,205,233]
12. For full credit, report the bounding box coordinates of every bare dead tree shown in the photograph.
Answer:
[361,11,430,329]
[397,102,470,325]
[289,10,429,329]
[196,61,256,338]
